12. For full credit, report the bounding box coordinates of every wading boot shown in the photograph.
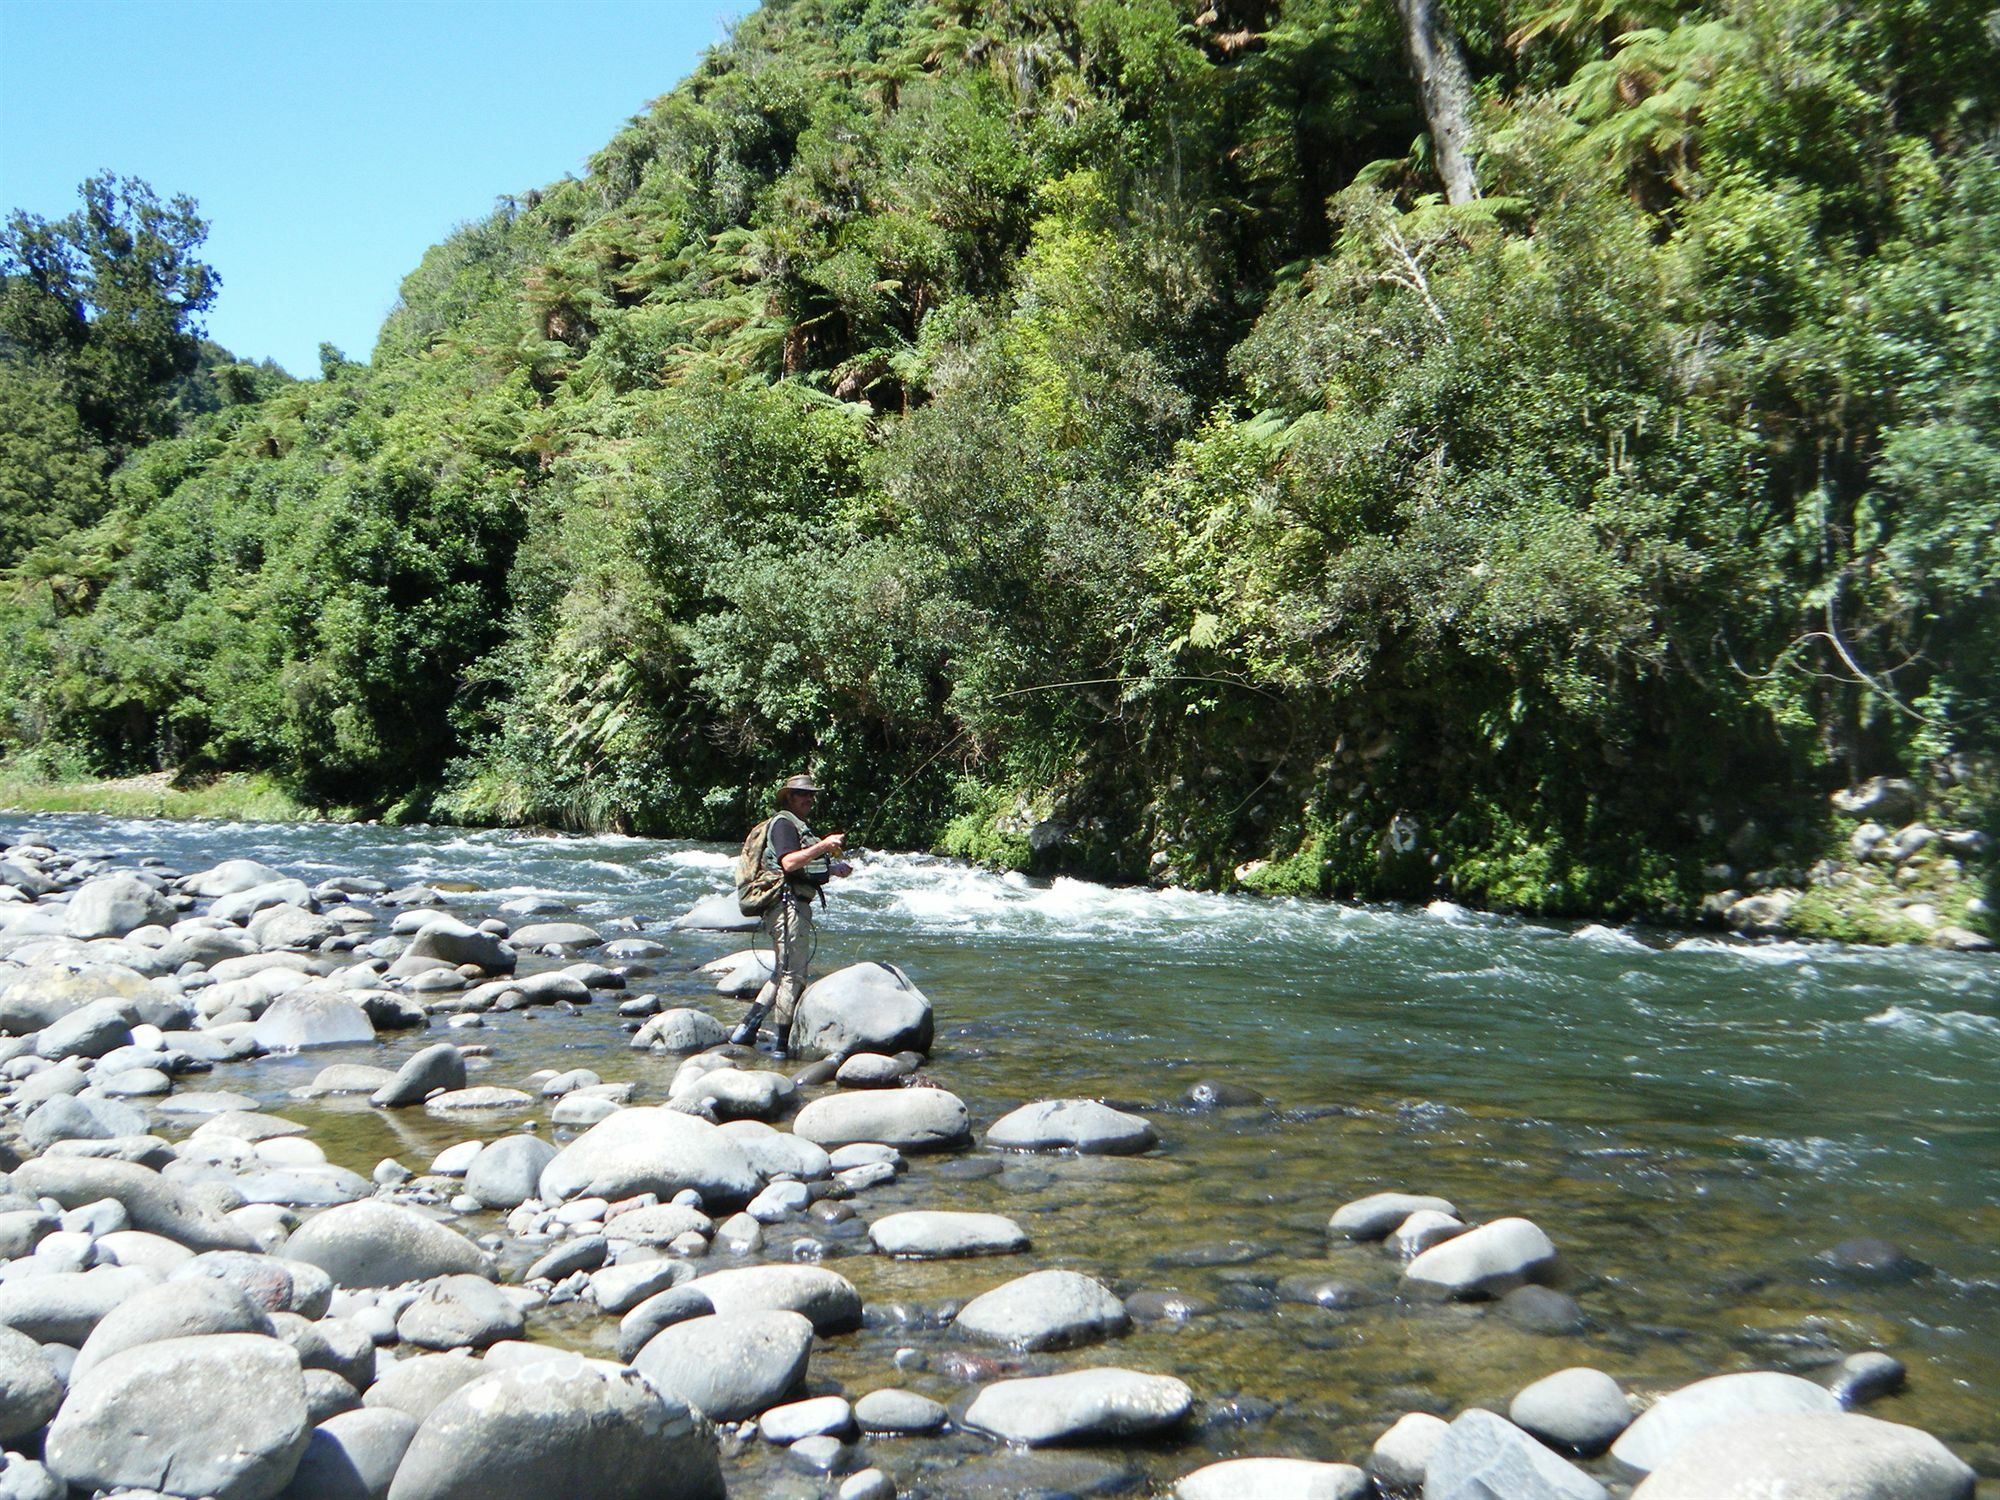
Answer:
[728,1003,768,1048]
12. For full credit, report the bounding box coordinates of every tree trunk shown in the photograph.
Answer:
[1391,0,1481,205]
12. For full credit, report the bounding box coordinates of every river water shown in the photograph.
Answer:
[9,813,1998,1490]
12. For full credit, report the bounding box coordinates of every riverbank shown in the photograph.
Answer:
[0,768,333,825]
[7,768,1991,953]
[0,817,1990,1498]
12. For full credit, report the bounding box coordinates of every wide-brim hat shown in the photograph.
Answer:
[778,774,820,798]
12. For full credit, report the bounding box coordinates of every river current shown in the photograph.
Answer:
[8,812,1997,1489]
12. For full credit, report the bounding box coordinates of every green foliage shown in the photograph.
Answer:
[1,0,1995,936]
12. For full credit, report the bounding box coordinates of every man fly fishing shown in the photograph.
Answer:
[730,773,852,1052]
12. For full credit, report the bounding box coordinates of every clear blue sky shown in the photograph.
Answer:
[0,0,741,377]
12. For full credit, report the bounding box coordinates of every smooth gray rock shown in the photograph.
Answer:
[870,1210,1028,1258]
[1329,1191,1458,1241]
[33,999,132,1060]
[1176,1458,1368,1500]
[249,904,343,950]
[10,1156,257,1252]
[854,1387,947,1434]
[213,879,315,923]
[423,1086,533,1113]
[537,1107,761,1208]
[523,1235,607,1283]
[985,1099,1156,1155]
[954,1268,1129,1351]
[0,1266,159,1345]
[787,961,934,1059]
[507,922,602,950]
[1403,1217,1556,1298]
[71,1276,274,1383]
[759,1394,853,1444]
[1611,1371,1840,1475]
[633,1309,814,1423]
[0,1451,61,1500]
[631,1009,730,1053]
[1425,1409,1608,1500]
[184,860,289,898]
[669,895,760,932]
[283,1202,491,1289]
[272,1312,377,1391]
[304,1368,363,1424]
[792,1087,970,1152]
[590,1259,690,1316]
[395,1274,524,1351]
[666,1064,794,1122]
[383,1353,722,1500]
[404,918,513,974]
[1829,1351,1907,1407]
[45,1332,310,1500]
[370,1045,465,1108]
[688,1265,861,1334]
[616,1285,715,1361]
[462,1134,558,1210]
[718,1121,832,1181]
[279,1407,417,1500]
[0,961,157,1033]
[21,1092,148,1151]
[361,1352,484,1423]
[174,1252,335,1318]
[253,991,376,1051]
[64,876,173,940]
[237,1167,373,1208]
[1628,1411,1975,1500]
[1510,1367,1632,1456]
[0,1324,60,1440]
[962,1367,1193,1446]
[1371,1411,1450,1492]
[602,1203,713,1247]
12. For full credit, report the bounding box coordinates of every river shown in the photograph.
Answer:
[8,811,1997,1491]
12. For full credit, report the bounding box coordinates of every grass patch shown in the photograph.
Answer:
[0,766,340,823]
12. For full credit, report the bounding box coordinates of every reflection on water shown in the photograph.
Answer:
[8,812,1998,1480]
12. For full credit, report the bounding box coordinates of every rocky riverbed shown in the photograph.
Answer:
[0,825,1990,1500]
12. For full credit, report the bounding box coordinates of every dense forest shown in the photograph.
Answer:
[3,0,1995,937]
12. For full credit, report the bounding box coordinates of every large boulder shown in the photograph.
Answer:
[45,1333,310,1500]
[64,875,174,940]
[536,1107,762,1208]
[21,1092,149,1151]
[962,1368,1193,1446]
[1611,1371,1840,1474]
[1426,1408,1609,1500]
[787,962,934,1059]
[632,1009,731,1054]
[954,1269,1129,1351]
[361,1352,485,1424]
[34,998,132,1059]
[249,904,343,951]
[1403,1217,1556,1298]
[283,1201,492,1288]
[986,1099,1156,1155]
[791,1087,970,1152]
[405,917,514,973]
[253,990,376,1051]
[385,1353,723,1500]
[1629,1412,1975,1500]
[1330,1191,1460,1241]
[11,1156,258,1252]
[632,1310,814,1423]
[687,1265,861,1334]
[71,1276,274,1382]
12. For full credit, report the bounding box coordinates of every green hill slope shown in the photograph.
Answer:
[3,0,1995,934]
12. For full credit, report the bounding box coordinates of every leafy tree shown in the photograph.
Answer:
[1,174,218,452]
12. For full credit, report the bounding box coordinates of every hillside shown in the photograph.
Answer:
[3,0,1995,938]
